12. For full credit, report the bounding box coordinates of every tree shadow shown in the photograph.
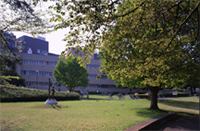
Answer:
[156,99,199,111]
[133,108,167,119]
[158,113,199,130]
[134,107,199,131]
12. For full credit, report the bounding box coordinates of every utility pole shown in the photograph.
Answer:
[48,78,51,99]
[36,69,39,88]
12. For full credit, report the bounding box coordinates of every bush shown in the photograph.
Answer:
[163,91,189,97]
[137,93,149,99]
[0,85,80,102]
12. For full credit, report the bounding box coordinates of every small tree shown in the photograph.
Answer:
[53,56,89,92]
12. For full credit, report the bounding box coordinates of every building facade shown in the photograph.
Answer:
[13,35,130,93]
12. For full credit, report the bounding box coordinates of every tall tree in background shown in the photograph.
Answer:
[51,0,199,110]
[53,56,89,92]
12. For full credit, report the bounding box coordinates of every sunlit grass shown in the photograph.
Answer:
[158,98,199,114]
[1,97,198,131]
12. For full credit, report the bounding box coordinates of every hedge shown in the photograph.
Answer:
[0,85,80,102]
[163,91,189,97]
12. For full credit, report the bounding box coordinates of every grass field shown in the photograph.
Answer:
[1,97,199,131]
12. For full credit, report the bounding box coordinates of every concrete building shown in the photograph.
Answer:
[15,35,60,89]
[11,34,130,93]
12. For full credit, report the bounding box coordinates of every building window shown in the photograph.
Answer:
[22,59,57,66]
[37,49,48,55]
[101,85,109,88]
[86,64,99,69]
[21,70,53,76]
[88,84,97,88]
[101,75,107,79]
[44,82,49,86]
[53,62,57,66]
[88,74,97,79]
[22,59,29,64]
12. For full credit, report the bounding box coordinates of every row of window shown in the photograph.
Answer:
[22,70,53,76]
[25,82,116,89]
[22,70,107,79]
[22,59,100,69]
[22,59,57,66]
[26,81,65,87]
[22,59,101,70]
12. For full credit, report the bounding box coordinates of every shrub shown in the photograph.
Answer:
[137,93,149,99]
[0,85,80,102]
[163,91,189,97]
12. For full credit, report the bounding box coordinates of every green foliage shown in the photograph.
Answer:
[50,0,199,88]
[0,0,52,35]
[99,0,199,89]
[53,56,89,91]
[0,85,80,102]
[2,70,26,86]
[50,0,199,110]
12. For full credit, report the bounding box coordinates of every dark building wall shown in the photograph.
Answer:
[17,36,48,55]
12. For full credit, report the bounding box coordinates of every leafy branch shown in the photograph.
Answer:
[157,2,200,58]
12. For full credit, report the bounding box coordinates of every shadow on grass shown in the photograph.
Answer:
[51,104,62,110]
[133,108,167,119]
[35,104,64,110]
[156,99,199,111]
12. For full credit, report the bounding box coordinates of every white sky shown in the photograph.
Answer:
[13,29,67,55]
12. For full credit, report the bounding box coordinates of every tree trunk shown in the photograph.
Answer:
[190,86,194,95]
[130,88,132,94]
[148,86,160,110]
[193,87,196,93]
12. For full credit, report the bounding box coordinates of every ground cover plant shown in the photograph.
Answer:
[1,98,198,131]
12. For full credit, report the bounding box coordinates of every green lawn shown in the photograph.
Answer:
[1,97,199,131]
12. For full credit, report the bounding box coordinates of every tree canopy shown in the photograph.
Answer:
[53,56,89,92]
[50,0,199,110]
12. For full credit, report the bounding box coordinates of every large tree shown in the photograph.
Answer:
[53,56,89,92]
[50,0,199,110]
[98,0,199,110]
